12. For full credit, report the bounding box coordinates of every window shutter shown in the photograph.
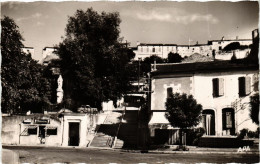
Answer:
[212,78,219,97]
[226,112,232,128]
[245,76,251,95]
[238,77,246,97]
[218,78,224,96]
[167,87,173,98]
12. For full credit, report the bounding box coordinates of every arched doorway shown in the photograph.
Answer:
[222,108,235,135]
[202,109,215,135]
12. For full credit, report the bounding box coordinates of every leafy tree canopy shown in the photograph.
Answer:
[1,16,52,114]
[165,93,202,129]
[223,42,250,52]
[167,52,183,63]
[165,93,202,145]
[56,9,135,110]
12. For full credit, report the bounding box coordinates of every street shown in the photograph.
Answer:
[3,146,259,163]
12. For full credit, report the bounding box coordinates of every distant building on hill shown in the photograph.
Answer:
[133,34,253,61]
[41,47,59,65]
[22,47,34,58]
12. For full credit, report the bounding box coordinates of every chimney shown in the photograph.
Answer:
[137,41,140,46]
[236,36,239,40]
[221,36,225,41]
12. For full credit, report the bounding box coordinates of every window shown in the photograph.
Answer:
[152,47,155,52]
[239,76,251,97]
[226,112,232,128]
[28,126,37,135]
[212,78,224,97]
[46,127,58,135]
[159,47,161,52]
[167,47,169,51]
[147,47,149,52]
[141,47,143,52]
[219,46,222,50]
[167,87,173,98]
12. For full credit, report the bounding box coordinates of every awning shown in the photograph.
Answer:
[45,126,57,130]
[27,125,38,129]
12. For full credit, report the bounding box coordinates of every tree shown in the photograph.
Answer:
[56,9,135,110]
[249,93,259,125]
[1,16,52,114]
[165,93,202,147]
[167,52,183,63]
[223,42,249,52]
[140,55,165,74]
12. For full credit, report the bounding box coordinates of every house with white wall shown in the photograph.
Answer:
[133,43,177,60]
[41,47,59,65]
[208,37,252,52]
[149,60,258,145]
[2,111,107,147]
[22,47,35,58]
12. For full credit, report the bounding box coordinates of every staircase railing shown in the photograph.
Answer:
[88,111,111,147]
[112,106,127,148]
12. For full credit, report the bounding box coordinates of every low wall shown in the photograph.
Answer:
[2,115,27,145]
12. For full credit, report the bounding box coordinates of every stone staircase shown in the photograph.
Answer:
[90,111,123,148]
[90,110,140,149]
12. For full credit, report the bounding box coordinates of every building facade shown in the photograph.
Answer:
[2,111,107,147]
[133,43,177,60]
[22,47,35,58]
[149,60,258,144]
[133,37,252,60]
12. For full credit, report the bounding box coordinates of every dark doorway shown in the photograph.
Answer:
[39,126,46,138]
[69,122,80,146]
[154,129,169,144]
[38,126,46,144]
[202,110,215,135]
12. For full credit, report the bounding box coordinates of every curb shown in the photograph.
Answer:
[120,149,259,155]
[3,145,258,155]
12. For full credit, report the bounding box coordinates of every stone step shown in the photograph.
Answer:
[114,139,124,149]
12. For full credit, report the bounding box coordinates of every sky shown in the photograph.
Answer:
[1,1,259,61]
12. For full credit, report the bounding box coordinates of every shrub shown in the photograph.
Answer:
[185,127,205,146]
[237,128,259,139]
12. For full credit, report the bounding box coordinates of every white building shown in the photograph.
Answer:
[149,60,258,144]
[133,43,177,60]
[209,37,252,52]
[133,37,252,60]
[41,47,59,65]
[22,47,35,58]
